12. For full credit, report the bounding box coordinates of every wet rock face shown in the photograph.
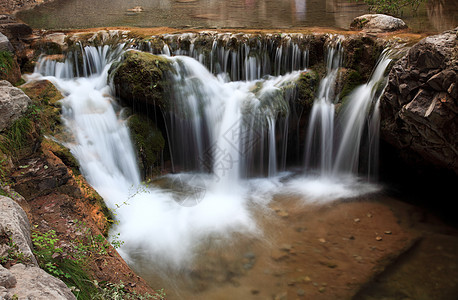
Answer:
[380,27,458,173]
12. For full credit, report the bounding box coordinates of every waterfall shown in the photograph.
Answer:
[153,32,309,82]
[164,54,301,180]
[333,50,392,177]
[27,38,392,271]
[33,44,141,190]
[304,40,343,175]
[304,45,392,179]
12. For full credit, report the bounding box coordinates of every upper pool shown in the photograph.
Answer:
[16,0,457,32]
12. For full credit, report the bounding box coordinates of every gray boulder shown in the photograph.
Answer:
[0,196,37,265]
[350,14,407,32]
[0,32,14,52]
[7,264,76,300]
[0,80,31,132]
[380,27,458,173]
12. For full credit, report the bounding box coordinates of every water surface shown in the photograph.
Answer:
[17,0,457,32]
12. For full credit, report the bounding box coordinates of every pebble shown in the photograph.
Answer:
[384,231,392,235]
[319,287,326,293]
[280,244,292,252]
[376,236,383,241]
[318,238,326,243]
[354,218,360,222]
[297,289,305,296]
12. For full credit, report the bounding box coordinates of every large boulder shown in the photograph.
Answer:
[0,80,31,132]
[350,14,407,32]
[380,27,458,173]
[111,50,172,111]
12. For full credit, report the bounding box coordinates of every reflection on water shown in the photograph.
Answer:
[17,0,457,31]
[10,0,447,32]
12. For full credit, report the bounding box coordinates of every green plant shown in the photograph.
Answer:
[91,281,166,300]
[354,0,425,16]
[0,116,34,157]
[0,51,14,76]
[31,227,97,299]
[0,234,31,267]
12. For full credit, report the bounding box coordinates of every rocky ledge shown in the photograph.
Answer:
[380,27,458,174]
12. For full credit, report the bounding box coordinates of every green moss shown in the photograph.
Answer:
[127,114,165,178]
[21,80,64,137]
[111,51,172,110]
[296,70,319,108]
[340,70,364,100]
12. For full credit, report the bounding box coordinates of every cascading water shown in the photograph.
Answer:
[332,50,392,178]
[27,36,393,293]
[304,40,343,175]
[164,54,301,179]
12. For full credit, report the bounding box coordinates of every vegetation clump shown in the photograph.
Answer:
[354,0,425,16]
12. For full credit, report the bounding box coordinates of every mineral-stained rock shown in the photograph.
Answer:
[0,80,30,132]
[380,27,458,173]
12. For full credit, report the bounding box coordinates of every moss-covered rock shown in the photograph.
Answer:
[111,50,172,112]
[127,114,165,178]
[337,68,364,101]
[20,79,64,138]
[342,36,384,82]
[296,70,319,109]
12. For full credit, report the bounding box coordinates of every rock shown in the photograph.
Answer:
[0,265,16,289]
[0,80,30,131]
[127,114,165,178]
[11,156,72,199]
[350,14,407,32]
[8,263,76,299]
[111,50,172,112]
[0,15,33,42]
[380,27,458,174]
[0,196,37,265]
[0,32,14,52]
